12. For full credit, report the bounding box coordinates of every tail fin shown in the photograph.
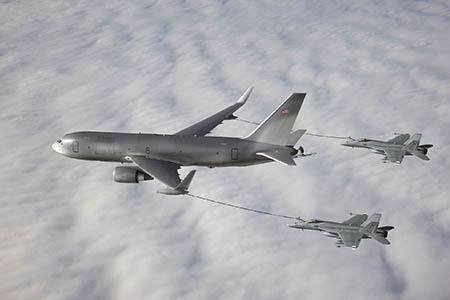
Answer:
[286,129,307,147]
[246,93,306,145]
[404,133,421,152]
[360,213,381,235]
[360,213,391,245]
[405,133,431,160]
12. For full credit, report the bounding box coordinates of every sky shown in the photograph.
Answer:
[1,0,450,299]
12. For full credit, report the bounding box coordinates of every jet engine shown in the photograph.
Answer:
[113,166,153,183]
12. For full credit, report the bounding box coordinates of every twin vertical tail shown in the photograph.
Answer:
[360,213,391,245]
[405,133,431,161]
[245,93,306,146]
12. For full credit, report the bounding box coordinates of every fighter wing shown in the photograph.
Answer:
[384,149,405,164]
[174,87,253,136]
[129,155,181,188]
[387,134,410,145]
[338,231,364,248]
[342,214,368,226]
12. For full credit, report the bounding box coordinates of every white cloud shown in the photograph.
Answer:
[1,0,450,299]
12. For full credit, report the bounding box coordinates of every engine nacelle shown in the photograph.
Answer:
[113,166,153,183]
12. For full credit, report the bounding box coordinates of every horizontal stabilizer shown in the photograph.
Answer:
[256,150,296,166]
[370,234,390,245]
[412,151,430,161]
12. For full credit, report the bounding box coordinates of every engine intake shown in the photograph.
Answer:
[113,166,153,183]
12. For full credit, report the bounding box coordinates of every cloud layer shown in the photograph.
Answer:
[1,1,450,299]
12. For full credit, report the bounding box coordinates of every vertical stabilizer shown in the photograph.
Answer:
[246,93,306,145]
[287,129,307,147]
[360,213,381,234]
[404,133,421,152]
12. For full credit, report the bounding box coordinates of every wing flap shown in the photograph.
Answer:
[338,231,363,248]
[370,234,390,245]
[384,149,405,164]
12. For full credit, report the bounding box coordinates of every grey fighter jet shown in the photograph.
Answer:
[289,213,394,249]
[341,133,433,164]
[52,87,308,194]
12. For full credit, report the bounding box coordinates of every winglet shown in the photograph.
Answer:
[157,170,196,195]
[176,170,196,191]
[236,86,254,104]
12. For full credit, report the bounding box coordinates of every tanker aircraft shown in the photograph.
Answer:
[52,87,308,194]
[289,213,394,249]
[341,133,433,164]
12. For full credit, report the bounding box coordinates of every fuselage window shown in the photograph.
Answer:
[231,148,238,160]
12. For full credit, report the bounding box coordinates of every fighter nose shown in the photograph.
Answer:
[52,142,61,153]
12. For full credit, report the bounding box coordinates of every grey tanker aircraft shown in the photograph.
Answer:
[289,213,394,249]
[52,87,308,194]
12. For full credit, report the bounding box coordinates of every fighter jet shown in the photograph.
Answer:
[289,213,394,249]
[341,133,433,164]
[52,87,308,194]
